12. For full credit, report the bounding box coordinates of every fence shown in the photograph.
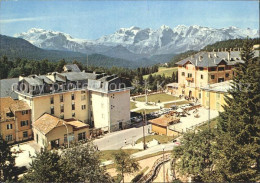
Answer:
[137,154,171,183]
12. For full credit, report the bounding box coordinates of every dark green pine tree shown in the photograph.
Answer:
[0,135,17,182]
[172,71,176,82]
[22,148,62,182]
[215,38,260,181]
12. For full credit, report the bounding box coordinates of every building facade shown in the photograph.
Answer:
[175,49,245,100]
[33,113,90,150]
[14,64,132,133]
[0,97,32,144]
[201,80,232,112]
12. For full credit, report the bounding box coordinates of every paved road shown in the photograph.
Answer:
[101,142,179,166]
[93,125,151,150]
[131,143,177,158]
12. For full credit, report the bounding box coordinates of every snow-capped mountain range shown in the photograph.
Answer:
[15,25,259,60]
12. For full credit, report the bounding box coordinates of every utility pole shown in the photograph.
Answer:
[145,87,148,105]
[162,145,166,183]
[207,57,211,130]
[142,111,146,150]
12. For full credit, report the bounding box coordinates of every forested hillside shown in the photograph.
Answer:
[202,38,259,51]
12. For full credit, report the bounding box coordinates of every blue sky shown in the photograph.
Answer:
[0,1,259,39]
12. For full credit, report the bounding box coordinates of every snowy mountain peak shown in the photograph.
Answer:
[15,25,259,58]
[160,25,170,30]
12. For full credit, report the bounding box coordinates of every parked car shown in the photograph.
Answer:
[171,105,178,110]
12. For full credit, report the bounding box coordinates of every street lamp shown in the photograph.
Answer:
[162,145,166,183]
[63,121,69,148]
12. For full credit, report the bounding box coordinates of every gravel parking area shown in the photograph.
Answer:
[169,107,219,133]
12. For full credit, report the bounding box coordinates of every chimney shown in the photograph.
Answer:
[218,48,220,52]
[213,49,215,52]
[227,51,230,61]
[229,48,232,52]
[225,48,227,52]
[208,53,210,58]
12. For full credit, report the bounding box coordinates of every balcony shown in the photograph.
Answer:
[186,77,194,82]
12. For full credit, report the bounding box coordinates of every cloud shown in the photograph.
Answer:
[0,17,48,24]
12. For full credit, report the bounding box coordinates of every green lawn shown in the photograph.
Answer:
[163,100,191,108]
[130,101,137,110]
[143,67,178,79]
[135,93,179,103]
[136,135,175,144]
[99,149,141,162]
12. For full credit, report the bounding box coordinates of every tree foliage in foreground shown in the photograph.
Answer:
[172,38,260,182]
[0,135,17,182]
[113,149,140,183]
[22,142,112,183]
[215,38,260,181]
[173,128,218,182]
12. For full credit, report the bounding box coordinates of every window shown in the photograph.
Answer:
[199,67,204,71]
[78,132,86,141]
[23,131,28,138]
[182,72,185,76]
[81,95,86,100]
[81,105,86,110]
[188,73,192,78]
[21,120,29,127]
[64,134,68,143]
[72,112,75,118]
[217,93,220,99]
[22,110,28,115]
[50,97,54,104]
[5,135,13,141]
[60,105,64,113]
[71,93,75,100]
[72,103,75,110]
[51,106,54,115]
[210,67,216,71]
[216,102,220,110]
[60,95,63,102]
[225,73,229,78]
[218,67,225,71]
[211,75,215,79]
[7,124,12,130]
[81,91,86,94]
[201,75,203,79]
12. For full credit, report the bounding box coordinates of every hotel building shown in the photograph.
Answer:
[175,49,244,99]
[0,97,32,144]
[14,64,133,133]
